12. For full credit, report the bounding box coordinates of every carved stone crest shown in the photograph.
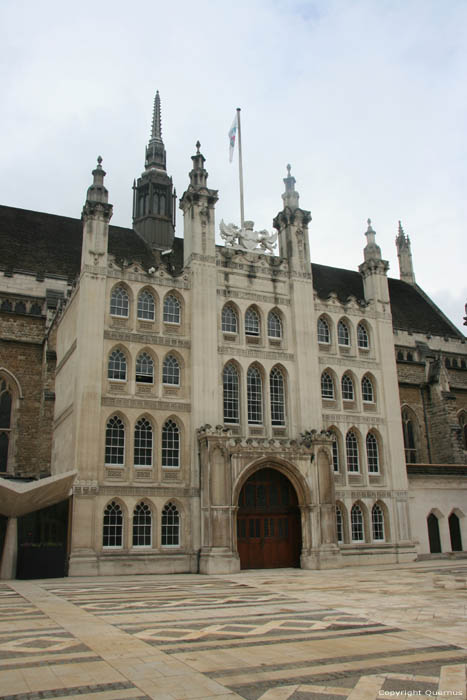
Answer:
[220,219,277,254]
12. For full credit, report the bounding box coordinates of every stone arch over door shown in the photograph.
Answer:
[234,459,308,570]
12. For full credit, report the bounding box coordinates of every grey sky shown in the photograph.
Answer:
[2,0,466,332]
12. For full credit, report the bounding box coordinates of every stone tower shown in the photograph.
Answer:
[396,220,415,285]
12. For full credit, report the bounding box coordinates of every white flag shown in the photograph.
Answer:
[228,113,238,163]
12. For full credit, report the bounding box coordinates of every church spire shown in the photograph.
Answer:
[151,90,162,141]
[396,220,415,284]
[145,90,167,171]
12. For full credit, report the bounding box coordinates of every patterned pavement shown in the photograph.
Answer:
[0,561,465,699]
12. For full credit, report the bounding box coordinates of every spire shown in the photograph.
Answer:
[145,90,166,170]
[395,220,415,284]
[151,90,162,141]
[363,218,382,261]
[188,141,208,188]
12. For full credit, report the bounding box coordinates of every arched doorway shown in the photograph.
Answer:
[427,513,441,554]
[237,467,301,569]
[449,513,462,552]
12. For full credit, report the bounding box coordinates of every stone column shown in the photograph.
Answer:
[0,517,17,580]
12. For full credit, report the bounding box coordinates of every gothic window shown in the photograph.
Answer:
[108,349,127,381]
[137,290,155,321]
[245,308,260,336]
[163,294,180,324]
[321,372,334,399]
[397,350,404,361]
[162,419,180,468]
[222,305,238,334]
[158,193,166,215]
[132,502,152,547]
[161,502,180,546]
[135,352,154,384]
[134,418,153,467]
[110,286,129,317]
[337,320,350,346]
[459,412,467,450]
[329,430,339,472]
[372,503,385,541]
[267,311,282,338]
[341,373,354,401]
[162,354,180,386]
[223,363,239,424]
[357,323,369,349]
[270,367,285,426]
[105,416,125,465]
[362,375,374,403]
[366,433,379,473]
[346,431,359,472]
[15,301,26,314]
[103,501,123,548]
[30,303,42,316]
[351,504,364,541]
[0,379,12,472]
[402,408,417,463]
[336,505,343,543]
[0,300,12,312]
[317,317,330,344]
[247,366,263,424]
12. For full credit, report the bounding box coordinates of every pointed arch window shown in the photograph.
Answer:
[362,376,374,403]
[247,366,263,424]
[351,504,364,541]
[317,317,330,344]
[270,367,285,426]
[110,286,129,317]
[223,363,239,424]
[103,501,123,547]
[136,352,154,384]
[336,506,343,543]
[329,431,339,472]
[162,354,180,386]
[134,418,153,467]
[162,419,180,468]
[137,290,155,321]
[341,373,354,401]
[357,323,369,349]
[372,504,385,541]
[366,433,379,473]
[133,502,152,547]
[321,372,334,399]
[105,416,125,465]
[245,308,260,337]
[161,502,180,546]
[0,378,13,473]
[337,320,350,346]
[222,305,238,334]
[163,294,180,324]
[346,431,359,472]
[267,311,282,338]
[402,408,417,463]
[108,349,127,381]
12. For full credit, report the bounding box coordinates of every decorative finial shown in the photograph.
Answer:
[97,155,103,166]
[398,220,404,235]
[196,140,201,154]
[151,90,162,141]
[367,218,375,232]
[287,163,291,177]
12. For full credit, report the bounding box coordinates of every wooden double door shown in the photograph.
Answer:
[237,468,301,569]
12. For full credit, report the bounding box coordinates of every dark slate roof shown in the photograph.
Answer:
[0,205,463,339]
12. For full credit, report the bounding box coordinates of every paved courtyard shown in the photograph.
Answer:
[0,560,466,700]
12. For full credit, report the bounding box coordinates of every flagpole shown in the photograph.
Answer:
[236,107,245,228]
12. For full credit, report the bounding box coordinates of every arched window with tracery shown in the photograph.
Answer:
[247,366,263,424]
[245,308,260,337]
[317,317,330,344]
[342,373,354,401]
[135,352,154,384]
[0,378,13,472]
[321,372,334,399]
[362,375,374,403]
[223,363,239,424]
[372,503,385,541]
[357,323,369,349]
[103,501,123,547]
[267,311,282,338]
[110,286,129,317]
[337,320,350,346]
[108,349,127,381]
[402,408,418,463]
[161,502,180,546]
[105,416,125,465]
[162,355,180,386]
[222,305,238,334]
[270,367,285,426]
[133,502,152,547]
[137,290,155,321]
[351,504,364,541]
[134,418,153,467]
[162,419,180,468]
[346,430,359,472]
[163,294,180,324]
[366,433,379,473]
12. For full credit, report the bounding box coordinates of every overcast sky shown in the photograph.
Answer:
[1,0,466,332]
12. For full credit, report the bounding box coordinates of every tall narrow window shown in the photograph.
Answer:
[317,317,330,344]
[163,294,180,324]
[105,416,125,465]
[372,504,385,541]
[329,431,339,472]
[222,305,238,333]
[136,352,154,384]
[134,418,153,467]
[247,367,263,424]
[267,311,282,338]
[362,376,374,403]
[321,372,334,399]
[162,355,180,386]
[366,433,379,473]
[459,412,467,450]
[270,367,285,426]
[0,379,12,472]
[337,320,350,346]
[110,286,129,317]
[402,409,417,463]
[161,502,180,546]
[245,308,260,336]
[336,506,343,543]
[351,504,364,541]
[357,323,369,349]
[137,290,155,321]
[341,374,354,401]
[108,349,127,381]
[103,501,123,547]
[133,502,152,547]
[346,431,359,472]
[223,363,239,424]
[162,419,180,468]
